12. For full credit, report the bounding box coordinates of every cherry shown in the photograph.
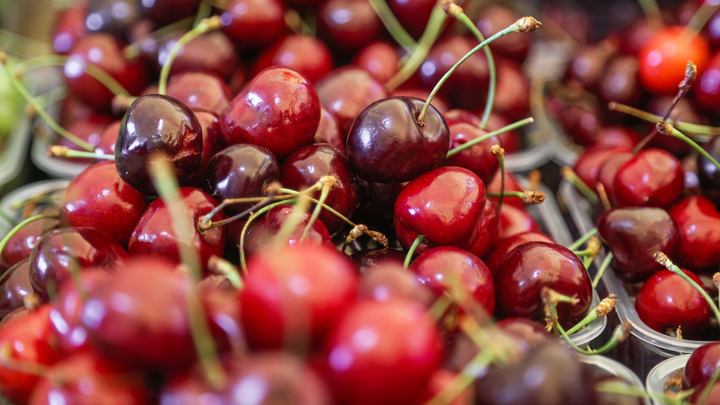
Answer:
[190,110,226,186]
[685,341,720,389]
[281,143,359,234]
[495,241,592,328]
[599,56,643,106]
[496,318,556,352]
[699,136,720,205]
[597,207,679,282]
[487,169,526,210]
[166,72,232,116]
[572,146,632,190]
[689,382,720,404]
[596,152,634,205]
[240,245,358,350]
[493,59,530,120]
[410,246,495,315]
[140,0,199,24]
[499,204,543,239]
[0,216,59,268]
[221,67,320,160]
[60,161,148,248]
[0,305,61,405]
[354,179,406,228]
[613,148,684,209]
[346,97,450,183]
[85,0,141,40]
[57,114,114,162]
[29,227,128,301]
[156,31,239,81]
[322,299,443,405]
[314,107,345,153]
[60,95,95,128]
[593,127,642,150]
[200,285,243,353]
[646,97,704,156]
[221,0,286,50]
[63,34,148,109]
[352,249,405,273]
[317,0,381,55]
[115,94,203,195]
[391,87,450,114]
[419,36,489,110]
[422,370,472,405]
[639,25,710,95]
[52,3,87,54]
[128,187,227,268]
[358,262,433,305]
[204,144,280,216]
[394,167,486,255]
[558,102,603,147]
[387,0,435,39]
[635,268,711,338]
[253,35,335,84]
[566,40,617,92]
[443,122,500,184]
[95,120,121,155]
[483,232,553,277]
[316,67,388,135]
[469,198,500,259]
[0,260,33,319]
[669,196,720,272]
[695,51,720,111]
[477,4,530,61]
[242,203,333,259]
[353,41,399,84]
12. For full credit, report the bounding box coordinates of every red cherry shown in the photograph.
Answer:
[387,0,435,39]
[95,120,120,155]
[684,341,720,389]
[353,41,399,84]
[469,198,500,259]
[593,127,641,151]
[317,0,381,54]
[190,110,226,187]
[599,56,643,106]
[499,204,542,239]
[639,26,710,94]
[157,31,238,80]
[422,370,472,405]
[493,59,530,119]
[635,268,711,338]
[253,35,335,83]
[314,107,344,153]
[221,0,287,50]
[443,123,500,184]
[323,299,443,405]
[358,262,433,305]
[695,51,720,111]
[139,0,199,25]
[669,196,720,271]
[166,72,232,116]
[572,146,632,190]
[487,169,526,210]
[0,216,59,268]
[0,260,34,319]
[52,3,87,54]
[57,114,113,163]
[483,231,554,277]
[477,4,530,61]
[566,41,617,92]
[596,152,634,205]
[613,148,684,209]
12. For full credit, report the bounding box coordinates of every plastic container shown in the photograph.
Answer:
[580,354,652,405]
[504,127,554,173]
[645,355,691,405]
[0,179,69,224]
[0,111,33,195]
[560,180,707,379]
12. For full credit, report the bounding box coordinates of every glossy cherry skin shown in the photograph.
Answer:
[359,262,433,305]
[281,144,359,234]
[699,136,720,205]
[52,3,87,54]
[669,196,720,271]
[115,94,203,195]
[499,204,543,239]
[639,26,710,95]
[596,152,634,205]
[392,87,450,113]
[695,52,720,111]
[314,107,345,153]
[593,127,641,151]
[685,342,720,389]
[221,0,286,50]
[599,56,643,106]
[242,204,333,259]
[0,260,33,319]
[395,167,486,255]
[156,31,239,80]
[495,242,592,329]
[613,148,684,209]
[572,146,632,190]
[221,67,320,160]
[0,216,59,268]
[346,97,450,183]
[469,198,500,259]
[85,0,141,40]
[317,0,380,54]
[689,383,720,404]
[95,120,121,155]
[597,207,679,282]
[316,67,388,135]
[410,247,495,315]
[204,144,280,216]
[29,227,128,301]
[140,0,199,24]
[63,34,147,109]
[353,41,399,84]
[253,35,335,83]
[60,161,148,248]
[477,4,530,61]
[191,110,226,186]
[0,305,61,405]
[483,231,554,277]
[322,299,443,405]
[387,0,435,39]
[636,269,711,338]
[487,169,526,210]
[240,245,358,350]
[443,122,500,184]
[166,72,232,116]
[128,187,227,268]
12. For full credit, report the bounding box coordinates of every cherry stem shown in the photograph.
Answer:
[687,1,720,34]
[417,18,541,125]
[284,10,313,36]
[385,5,449,91]
[560,167,599,206]
[444,1,497,129]
[198,187,286,231]
[429,295,453,322]
[487,190,546,204]
[596,183,612,212]
[595,382,657,402]
[158,16,222,95]
[699,363,720,405]
[368,0,416,52]
[555,302,631,355]
[667,126,720,174]
[147,154,226,390]
[592,252,613,288]
[567,227,598,251]
[492,145,507,216]
[654,252,720,326]
[0,51,94,151]
[608,102,720,137]
[404,235,425,268]
[424,350,494,405]
[0,344,49,376]
[565,293,618,335]
[300,178,336,243]
[239,199,298,274]
[207,256,243,290]
[193,0,213,28]
[278,187,357,227]
[0,213,58,256]
[124,16,194,59]
[446,117,534,158]
[44,145,114,161]
[636,0,663,29]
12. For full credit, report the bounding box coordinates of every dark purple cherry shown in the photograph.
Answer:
[346,96,449,183]
[599,56,642,106]
[115,94,203,195]
[85,0,141,40]
[314,107,345,153]
[139,0,200,25]
[353,41,399,84]
[558,101,603,147]
[204,144,279,216]
[566,40,617,91]
[253,35,335,84]
[613,148,684,209]
[597,207,679,282]
[354,179,406,227]
[494,241,592,328]
[221,0,286,50]
[281,144,359,234]
[387,0,435,39]
[29,227,128,301]
[685,342,720,389]
[477,4,531,61]
[392,87,450,114]
[190,110,226,186]
[695,51,720,112]
[352,249,406,274]
[0,217,59,268]
[669,196,720,272]
[0,260,34,319]
[443,122,500,184]
[698,136,720,205]
[483,231,554,277]
[157,31,239,80]
[317,0,380,55]
[221,67,320,160]
[166,72,232,116]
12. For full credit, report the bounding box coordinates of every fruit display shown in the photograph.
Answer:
[2,0,720,404]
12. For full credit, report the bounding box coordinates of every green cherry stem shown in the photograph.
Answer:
[207,256,243,290]
[0,213,59,258]
[239,199,297,274]
[416,17,542,125]
[193,0,214,27]
[424,349,494,405]
[158,16,222,95]
[592,253,613,288]
[687,1,720,34]
[560,167,599,206]
[492,145,506,216]
[637,0,663,29]
[277,187,356,227]
[665,125,720,174]
[367,0,416,52]
[404,235,425,268]
[428,295,453,322]
[608,102,720,137]
[444,1,497,129]
[565,293,617,335]
[45,145,115,161]
[446,117,534,158]
[124,16,195,59]
[300,177,336,243]
[567,228,598,251]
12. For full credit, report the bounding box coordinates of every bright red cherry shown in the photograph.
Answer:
[499,204,542,239]
[0,260,34,319]
[353,41,399,84]
[166,72,232,116]
[669,196,720,271]
[639,25,710,94]
[317,0,381,54]
[613,148,684,209]
[572,146,632,190]
[0,216,59,268]
[487,169,526,210]
[221,67,320,160]
[443,122,500,184]
[221,0,286,50]
[494,241,593,328]
[422,370,472,405]
[56,114,113,162]
[253,35,335,83]
[483,231,554,276]
[95,120,120,155]
[685,342,720,389]
[314,107,345,153]
[593,127,641,151]
[636,268,711,338]
[469,198,500,259]
[596,152,634,205]
[323,299,443,405]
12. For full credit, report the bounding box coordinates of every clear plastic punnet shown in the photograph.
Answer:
[645,355,691,405]
[580,354,652,405]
